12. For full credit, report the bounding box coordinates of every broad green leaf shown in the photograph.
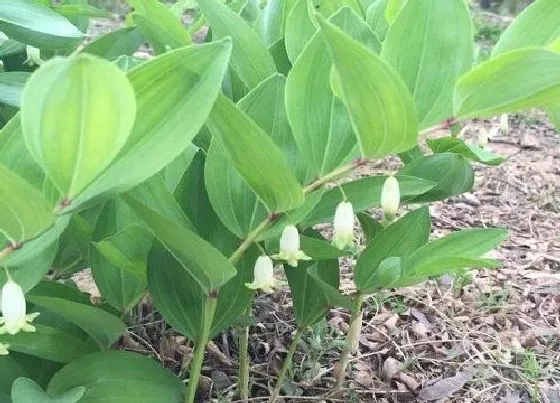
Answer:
[286,7,381,178]
[398,153,473,203]
[357,212,383,244]
[53,4,108,19]
[493,0,560,56]
[355,207,430,292]
[70,40,232,209]
[0,0,83,50]
[301,174,435,227]
[427,137,504,166]
[312,0,363,18]
[0,164,54,243]
[8,354,61,393]
[124,194,236,292]
[47,351,183,403]
[27,288,126,349]
[206,94,304,213]
[0,72,29,107]
[454,48,560,119]
[366,0,389,41]
[0,324,95,363]
[284,0,316,62]
[12,378,85,403]
[300,235,347,260]
[128,0,190,54]
[381,0,473,129]
[0,357,28,396]
[199,0,276,90]
[82,27,144,60]
[255,0,298,47]
[163,146,198,193]
[91,226,151,313]
[385,0,405,24]
[318,17,418,157]
[21,54,136,199]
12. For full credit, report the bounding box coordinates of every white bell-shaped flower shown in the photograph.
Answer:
[477,128,489,148]
[381,176,400,220]
[24,45,43,67]
[0,342,9,355]
[245,256,282,294]
[332,201,355,250]
[0,279,39,335]
[500,113,509,134]
[272,225,311,267]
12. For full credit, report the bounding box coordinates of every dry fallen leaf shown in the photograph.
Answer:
[418,371,472,401]
[381,358,400,381]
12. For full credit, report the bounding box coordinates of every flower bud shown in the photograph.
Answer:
[381,176,400,220]
[24,45,43,67]
[332,201,355,250]
[0,279,39,335]
[500,113,509,134]
[273,225,311,267]
[0,342,9,355]
[245,256,281,294]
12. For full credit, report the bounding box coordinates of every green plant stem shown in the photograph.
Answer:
[184,295,218,403]
[269,328,303,403]
[238,309,251,402]
[303,160,366,194]
[336,294,365,388]
[0,244,14,264]
[229,217,273,265]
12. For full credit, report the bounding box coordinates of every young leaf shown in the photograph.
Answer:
[357,212,383,244]
[21,53,137,199]
[255,0,298,47]
[0,0,83,50]
[124,194,237,292]
[398,153,474,203]
[317,17,418,158]
[284,0,316,62]
[427,137,504,166]
[0,324,95,363]
[314,0,364,18]
[70,40,232,210]
[454,48,560,119]
[12,378,85,403]
[199,0,276,89]
[47,351,183,403]
[0,164,54,243]
[81,27,144,61]
[301,174,435,227]
[206,94,304,213]
[366,0,389,41]
[0,72,29,107]
[493,0,560,56]
[355,207,430,292]
[385,0,405,24]
[381,0,473,129]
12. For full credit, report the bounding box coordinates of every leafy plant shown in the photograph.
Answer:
[0,0,556,402]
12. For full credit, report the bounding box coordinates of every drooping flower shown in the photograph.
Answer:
[245,256,282,294]
[24,45,43,67]
[0,279,39,335]
[0,342,9,355]
[477,128,489,148]
[332,201,355,250]
[272,225,311,267]
[381,176,400,220]
[500,113,509,134]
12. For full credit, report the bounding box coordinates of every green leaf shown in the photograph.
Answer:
[284,0,316,62]
[0,0,83,50]
[493,0,560,57]
[0,163,55,243]
[70,40,232,209]
[0,72,29,107]
[21,54,137,199]
[399,228,507,284]
[385,0,405,24]
[454,48,560,119]
[199,0,276,90]
[91,225,151,313]
[357,212,383,244]
[0,357,28,396]
[300,235,347,260]
[301,174,435,227]
[381,0,472,129]
[427,137,504,166]
[81,27,144,61]
[206,93,304,213]
[313,0,364,18]
[12,378,85,403]
[366,0,389,41]
[53,4,109,18]
[27,286,126,349]
[255,0,298,47]
[355,207,430,292]
[317,17,418,158]
[47,351,183,403]
[286,7,382,178]
[398,153,474,203]
[163,146,197,193]
[0,325,96,364]
[124,194,236,292]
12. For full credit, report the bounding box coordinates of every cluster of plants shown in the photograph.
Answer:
[0,0,559,401]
